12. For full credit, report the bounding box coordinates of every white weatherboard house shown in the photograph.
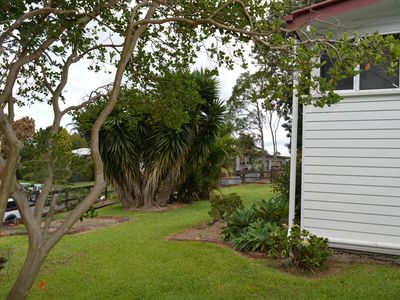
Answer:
[286,0,400,255]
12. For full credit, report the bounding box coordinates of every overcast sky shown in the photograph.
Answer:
[14,50,290,156]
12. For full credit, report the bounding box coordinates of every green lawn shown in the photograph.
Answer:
[1,184,399,299]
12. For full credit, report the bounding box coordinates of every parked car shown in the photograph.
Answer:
[3,198,21,223]
[3,197,36,223]
[32,184,43,191]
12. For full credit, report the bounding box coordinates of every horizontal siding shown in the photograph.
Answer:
[304,165,400,177]
[303,201,400,216]
[306,110,400,122]
[305,227,400,245]
[302,94,400,254]
[304,210,400,227]
[305,183,400,197]
[305,129,400,139]
[306,119,397,130]
[305,156,400,168]
[305,148,400,158]
[305,139,400,149]
[303,191,400,207]
[304,174,400,187]
[306,100,400,112]
[303,218,400,238]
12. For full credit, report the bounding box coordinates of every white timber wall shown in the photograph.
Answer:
[302,92,400,255]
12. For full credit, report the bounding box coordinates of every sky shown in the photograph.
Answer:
[14,48,290,156]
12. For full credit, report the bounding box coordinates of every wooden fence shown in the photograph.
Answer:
[30,185,115,213]
[220,167,282,187]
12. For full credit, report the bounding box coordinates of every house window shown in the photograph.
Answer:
[320,53,354,90]
[360,50,399,90]
[319,36,400,91]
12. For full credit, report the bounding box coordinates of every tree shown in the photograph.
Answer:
[70,132,89,150]
[228,72,268,151]
[1,1,399,298]
[1,116,35,157]
[74,69,225,208]
[19,127,73,183]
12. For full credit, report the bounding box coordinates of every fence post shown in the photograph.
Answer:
[65,191,69,211]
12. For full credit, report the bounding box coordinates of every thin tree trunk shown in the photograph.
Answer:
[256,101,265,151]
[6,244,46,300]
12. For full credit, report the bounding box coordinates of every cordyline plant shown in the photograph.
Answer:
[0,0,399,299]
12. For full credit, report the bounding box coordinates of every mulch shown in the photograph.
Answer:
[0,216,131,237]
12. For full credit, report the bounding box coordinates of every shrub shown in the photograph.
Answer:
[0,256,6,270]
[271,155,302,217]
[221,204,332,270]
[208,193,243,221]
[231,220,287,255]
[221,206,256,240]
[255,197,288,224]
[83,207,98,219]
[286,225,332,271]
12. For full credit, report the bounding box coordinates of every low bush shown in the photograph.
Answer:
[208,193,243,221]
[255,197,288,224]
[83,207,98,219]
[286,225,332,271]
[231,220,287,255]
[221,206,256,240]
[221,198,332,271]
[0,256,6,270]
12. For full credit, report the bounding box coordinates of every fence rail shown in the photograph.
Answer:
[220,167,282,187]
[29,185,115,214]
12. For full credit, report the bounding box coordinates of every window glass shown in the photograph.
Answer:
[6,200,17,210]
[360,51,399,90]
[320,54,354,90]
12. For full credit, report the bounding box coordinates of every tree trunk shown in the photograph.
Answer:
[157,182,174,207]
[115,184,136,209]
[143,193,156,209]
[7,243,46,300]
[199,187,210,200]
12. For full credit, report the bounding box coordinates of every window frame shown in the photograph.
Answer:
[312,32,400,97]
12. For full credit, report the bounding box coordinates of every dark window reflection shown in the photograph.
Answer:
[360,51,399,90]
[320,54,354,90]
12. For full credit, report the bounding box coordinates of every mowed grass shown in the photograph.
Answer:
[0,184,399,299]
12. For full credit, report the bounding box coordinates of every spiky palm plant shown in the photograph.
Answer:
[74,69,226,209]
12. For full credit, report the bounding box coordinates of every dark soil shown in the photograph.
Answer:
[0,216,131,237]
[167,221,400,278]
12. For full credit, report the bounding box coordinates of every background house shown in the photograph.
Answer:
[234,152,288,173]
[287,0,400,255]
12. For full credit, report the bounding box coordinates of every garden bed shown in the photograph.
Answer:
[167,221,400,278]
[0,216,131,237]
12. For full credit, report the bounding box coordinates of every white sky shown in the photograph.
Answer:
[15,50,290,156]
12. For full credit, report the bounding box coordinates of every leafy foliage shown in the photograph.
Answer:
[208,193,243,221]
[19,127,73,184]
[83,207,98,219]
[271,155,302,218]
[70,156,94,182]
[70,133,89,150]
[255,197,288,224]
[0,256,6,271]
[231,220,286,254]
[286,226,332,271]
[221,206,257,241]
[222,199,331,270]
[74,69,225,208]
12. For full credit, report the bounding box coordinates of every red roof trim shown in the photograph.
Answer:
[284,0,383,30]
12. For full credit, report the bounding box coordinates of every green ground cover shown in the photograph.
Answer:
[1,184,399,299]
